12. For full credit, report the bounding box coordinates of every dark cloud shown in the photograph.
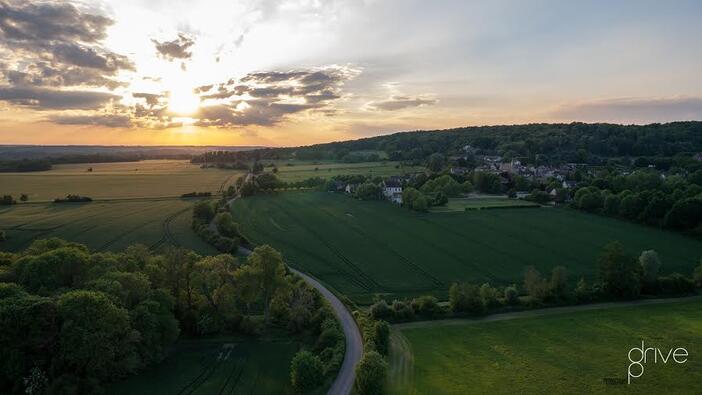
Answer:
[132,92,163,107]
[0,86,119,110]
[193,66,358,127]
[551,97,702,123]
[152,33,195,61]
[50,113,132,128]
[367,95,437,111]
[0,1,133,91]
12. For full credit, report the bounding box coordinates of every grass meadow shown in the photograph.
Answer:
[0,199,217,255]
[108,338,298,395]
[0,159,243,201]
[390,300,702,394]
[231,191,702,303]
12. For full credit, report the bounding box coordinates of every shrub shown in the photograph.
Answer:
[391,300,414,320]
[373,321,390,355]
[369,299,392,319]
[316,327,343,351]
[479,283,500,308]
[354,351,387,395]
[449,283,484,313]
[410,295,441,317]
[658,273,695,295]
[503,285,519,305]
[290,351,323,392]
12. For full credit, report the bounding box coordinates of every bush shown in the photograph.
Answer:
[410,295,441,317]
[449,282,484,313]
[290,351,324,392]
[479,283,500,308]
[369,299,392,319]
[373,321,390,355]
[658,273,695,295]
[503,285,519,305]
[391,300,414,320]
[316,327,343,351]
[354,351,387,395]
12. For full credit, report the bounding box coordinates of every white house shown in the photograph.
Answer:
[382,179,403,204]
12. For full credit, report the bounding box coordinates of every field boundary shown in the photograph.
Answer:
[393,294,702,330]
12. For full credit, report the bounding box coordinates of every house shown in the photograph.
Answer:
[333,180,346,192]
[450,167,468,175]
[562,180,577,189]
[515,191,530,199]
[382,179,403,204]
[344,183,359,194]
[694,153,702,161]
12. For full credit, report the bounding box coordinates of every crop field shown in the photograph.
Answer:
[0,159,243,201]
[271,161,423,182]
[389,299,702,394]
[429,197,539,212]
[108,339,298,395]
[231,192,702,303]
[0,199,218,255]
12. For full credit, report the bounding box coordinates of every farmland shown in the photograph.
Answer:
[108,338,299,395]
[0,199,217,255]
[0,159,243,201]
[231,192,702,303]
[389,299,702,394]
[270,160,423,183]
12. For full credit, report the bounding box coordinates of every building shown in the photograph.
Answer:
[694,153,702,161]
[344,183,359,194]
[450,167,468,175]
[382,179,403,204]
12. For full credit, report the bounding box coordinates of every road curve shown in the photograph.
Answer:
[238,247,363,395]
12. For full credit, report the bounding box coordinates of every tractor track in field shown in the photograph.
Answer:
[150,207,191,250]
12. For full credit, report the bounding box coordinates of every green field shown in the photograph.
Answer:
[390,300,702,394]
[0,159,243,201]
[429,197,539,212]
[231,192,702,303]
[271,161,423,182]
[0,199,217,255]
[108,338,298,395]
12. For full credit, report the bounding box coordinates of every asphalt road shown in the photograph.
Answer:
[238,247,362,395]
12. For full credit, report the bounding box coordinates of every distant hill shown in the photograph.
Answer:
[193,121,702,165]
[0,145,265,161]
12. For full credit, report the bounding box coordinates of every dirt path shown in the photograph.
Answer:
[393,294,702,330]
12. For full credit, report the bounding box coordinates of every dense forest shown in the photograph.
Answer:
[0,239,342,394]
[192,122,702,165]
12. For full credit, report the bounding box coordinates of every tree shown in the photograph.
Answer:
[1,195,16,205]
[639,250,661,287]
[574,277,591,302]
[597,242,640,298]
[214,212,239,238]
[619,193,644,219]
[479,283,499,308]
[503,285,519,305]
[523,266,549,302]
[449,282,484,313]
[193,201,215,222]
[412,195,428,211]
[410,295,441,317]
[246,245,287,325]
[355,182,380,200]
[20,193,28,202]
[693,260,702,288]
[549,266,568,300]
[426,153,445,172]
[15,247,90,293]
[354,351,387,395]
[290,351,323,392]
[56,290,138,381]
[664,198,702,229]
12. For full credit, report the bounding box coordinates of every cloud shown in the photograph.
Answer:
[194,65,360,126]
[551,97,702,123]
[152,33,195,60]
[0,86,119,110]
[0,1,133,90]
[49,113,132,127]
[366,95,438,111]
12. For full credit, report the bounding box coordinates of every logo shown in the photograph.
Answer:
[627,341,688,384]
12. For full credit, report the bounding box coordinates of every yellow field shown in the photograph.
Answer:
[0,160,244,201]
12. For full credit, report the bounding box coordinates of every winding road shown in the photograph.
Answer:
[237,245,363,395]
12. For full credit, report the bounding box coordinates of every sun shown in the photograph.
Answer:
[168,85,200,115]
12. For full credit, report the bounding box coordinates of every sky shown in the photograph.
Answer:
[1,0,701,147]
